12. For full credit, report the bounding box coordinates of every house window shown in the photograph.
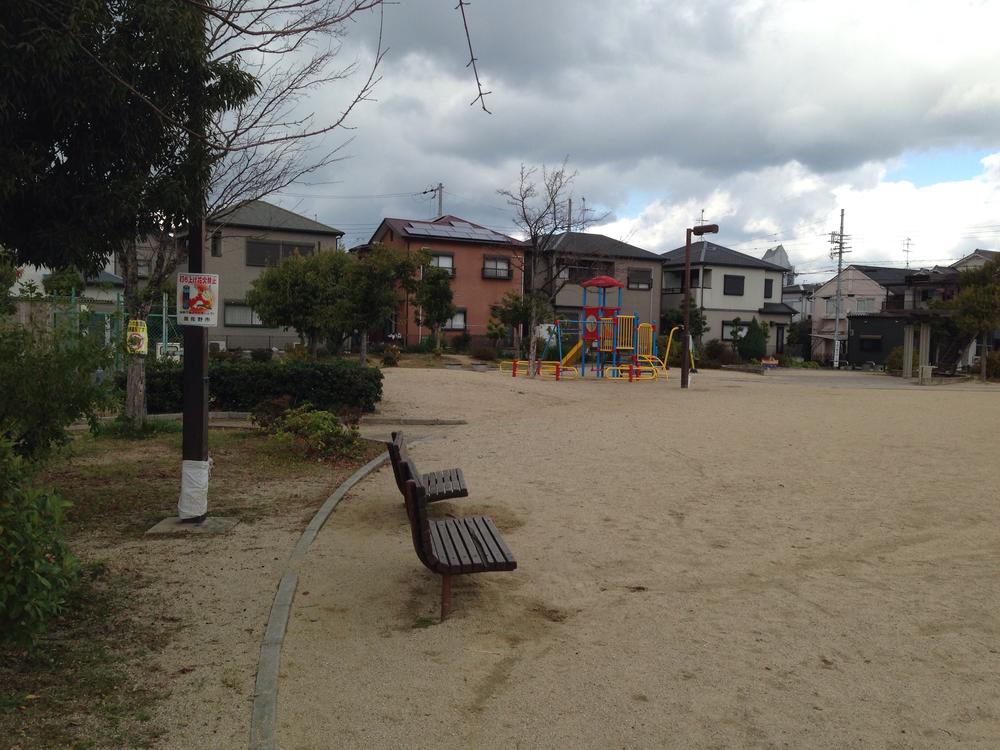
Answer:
[560,259,614,284]
[764,278,774,299]
[721,320,750,341]
[856,297,877,313]
[825,298,838,315]
[482,256,511,280]
[429,254,455,277]
[211,230,222,257]
[702,269,712,289]
[245,240,315,267]
[136,257,151,279]
[443,309,466,330]
[224,301,264,327]
[627,267,652,291]
[859,335,882,353]
[723,274,745,296]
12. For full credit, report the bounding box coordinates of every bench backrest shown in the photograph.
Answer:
[387,431,412,495]
[402,476,436,572]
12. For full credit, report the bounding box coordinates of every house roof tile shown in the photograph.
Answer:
[208,200,343,236]
[542,232,662,261]
[660,241,788,271]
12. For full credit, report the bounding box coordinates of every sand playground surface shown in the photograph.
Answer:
[277,368,1000,749]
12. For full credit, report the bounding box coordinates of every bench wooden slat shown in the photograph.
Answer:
[467,516,503,565]
[444,521,475,572]
[480,517,517,567]
[387,432,469,504]
[452,520,485,571]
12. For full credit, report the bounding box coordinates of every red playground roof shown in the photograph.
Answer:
[579,275,624,288]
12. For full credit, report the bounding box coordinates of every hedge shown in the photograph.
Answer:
[133,359,383,414]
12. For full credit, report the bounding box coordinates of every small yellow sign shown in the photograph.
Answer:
[126,319,148,355]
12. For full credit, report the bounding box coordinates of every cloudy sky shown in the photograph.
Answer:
[268,0,1000,281]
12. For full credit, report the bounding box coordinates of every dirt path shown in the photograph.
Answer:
[278,368,1000,749]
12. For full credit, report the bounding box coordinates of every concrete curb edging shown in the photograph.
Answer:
[249,450,389,750]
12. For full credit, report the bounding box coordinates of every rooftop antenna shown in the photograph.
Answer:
[904,237,913,268]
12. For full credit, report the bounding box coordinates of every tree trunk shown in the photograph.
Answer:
[308,332,318,360]
[434,326,442,355]
[125,354,147,430]
[359,330,368,365]
[982,332,988,381]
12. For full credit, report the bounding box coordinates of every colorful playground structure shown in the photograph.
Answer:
[499,275,695,382]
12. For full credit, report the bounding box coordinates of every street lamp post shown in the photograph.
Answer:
[682,223,719,389]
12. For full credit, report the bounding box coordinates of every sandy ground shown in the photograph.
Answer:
[278,368,1000,750]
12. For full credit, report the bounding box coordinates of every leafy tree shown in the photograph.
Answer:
[0,319,114,461]
[41,267,87,297]
[342,244,421,365]
[246,251,352,359]
[734,317,769,361]
[486,317,507,350]
[950,258,1000,380]
[491,290,553,358]
[415,267,457,354]
[661,296,708,341]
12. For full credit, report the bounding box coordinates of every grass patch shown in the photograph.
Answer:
[411,615,437,629]
[395,352,466,369]
[33,430,383,537]
[0,564,168,750]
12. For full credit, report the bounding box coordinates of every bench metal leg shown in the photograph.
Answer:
[441,575,452,621]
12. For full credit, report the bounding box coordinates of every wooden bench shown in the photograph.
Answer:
[387,431,469,503]
[401,474,516,620]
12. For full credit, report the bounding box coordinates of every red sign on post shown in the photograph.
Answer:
[176,273,219,327]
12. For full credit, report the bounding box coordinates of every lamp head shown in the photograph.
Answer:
[692,224,719,236]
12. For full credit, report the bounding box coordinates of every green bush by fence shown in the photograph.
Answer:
[136,359,383,414]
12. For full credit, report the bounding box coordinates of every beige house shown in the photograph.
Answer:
[199,200,344,351]
[534,232,664,326]
[660,241,793,355]
[810,265,909,362]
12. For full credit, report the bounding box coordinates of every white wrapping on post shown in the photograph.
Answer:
[178,458,212,518]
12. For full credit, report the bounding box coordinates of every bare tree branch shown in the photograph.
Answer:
[455,1,491,113]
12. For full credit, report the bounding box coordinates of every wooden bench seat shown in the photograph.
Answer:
[402,473,516,619]
[387,431,469,503]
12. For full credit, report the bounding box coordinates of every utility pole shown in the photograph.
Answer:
[567,197,572,230]
[437,182,443,216]
[829,208,851,369]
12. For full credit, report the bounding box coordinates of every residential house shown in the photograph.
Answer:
[846,266,962,368]
[532,232,664,326]
[810,265,910,362]
[368,215,524,347]
[951,248,1000,271]
[198,200,344,351]
[782,282,819,323]
[660,241,794,356]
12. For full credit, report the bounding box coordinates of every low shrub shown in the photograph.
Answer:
[381,345,401,367]
[450,331,471,352]
[0,440,80,649]
[141,359,383,414]
[702,338,727,360]
[250,348,273,362]
[271,405,362,460]
[470,345,498,361]
[250,395,295,433]
[211,347,243,362]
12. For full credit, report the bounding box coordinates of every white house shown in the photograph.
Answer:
[660,241,795,356]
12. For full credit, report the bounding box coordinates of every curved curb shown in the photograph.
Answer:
[249,450,389,750]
